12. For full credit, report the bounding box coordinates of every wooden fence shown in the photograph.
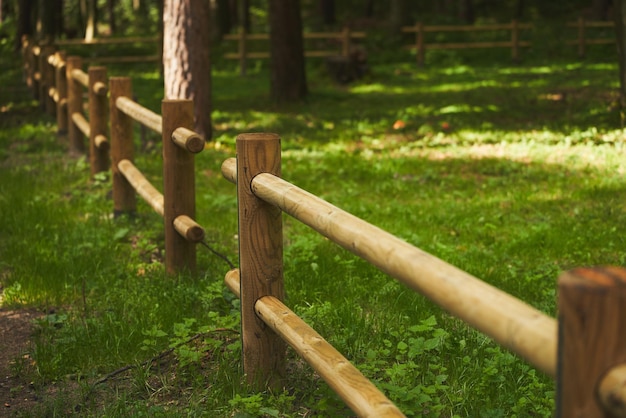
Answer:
[222,27,365,74]
[22,40,626,417]
[567,17,615,57]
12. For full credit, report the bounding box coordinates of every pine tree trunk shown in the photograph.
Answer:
[268,0,307,103]
[163,0,212,139]
[614,0,626,124]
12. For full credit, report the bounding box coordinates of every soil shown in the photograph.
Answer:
[0,308,44,416]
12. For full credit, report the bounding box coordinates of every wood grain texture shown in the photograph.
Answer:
[162,99,196,275]
[109,77,136,215]
[66,56,85,154]
[88,66,109,175]
[236,133,286,388]
[118,159,163,216]
[116,96,162,134]
[54,51,67,134]
[557,267,626,417]
[250,173,558,377]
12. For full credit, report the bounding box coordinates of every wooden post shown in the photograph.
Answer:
[341,26,351,57]
[109,77,136,216]
[55,51,68,135]
[578,16,586,58]
[161,99,196,275]
[31,44,40,100]
[40,45,56,114]
[239,27,247,76]
[66,56,85,154]
[88,66,109,175]
[416,22,425,67]
[236,133,286,388]
[511,20,520,62]
[556,267,626,417]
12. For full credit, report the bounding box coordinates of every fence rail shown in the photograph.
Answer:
[21,39,626,417]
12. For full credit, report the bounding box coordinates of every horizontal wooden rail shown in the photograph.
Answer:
[222,32,366,41]
[82,55,161,64]
[224,269,406,418]
[405,41,531,50]
[221,160,557,377]
[118,159,204,242]
[115,96,162,134]
[172,127,205,153]
[70,68,89,88]
[118,159,164,216]
[94,134,109,150]
[55,36,160,46]
[71,112,90,137]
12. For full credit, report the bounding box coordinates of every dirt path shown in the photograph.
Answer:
[0,308,44,415]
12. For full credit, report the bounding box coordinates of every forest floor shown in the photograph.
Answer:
[0,307,43,414]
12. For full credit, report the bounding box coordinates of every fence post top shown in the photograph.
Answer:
[559,266,626,288]
[236,132,280,142]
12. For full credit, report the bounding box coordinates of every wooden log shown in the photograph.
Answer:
[94,134,109,150]
[221,157,237,184]
[249,173,558,376]
[66,56,85,154]
[172,127,205,153]
[71,112,90,136]
[109,77,136,216]
[224,268,405,417]
[70,68,89,88]
[116,96,162,134]
[55,36,159,46]
[118,159,163,216]
[236,133,286,388]
[88,66,109,175]
[256,296,406,418]
[556,267,626,417]
[173,215,205,243]
[161,99,196,275]
[54,51,68,135]
[598,363,626,417]
[41,45,57,115]
[81,55,161,64]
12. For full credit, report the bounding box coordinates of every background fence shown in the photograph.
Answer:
[36,18,617,71]
[19,39,626,417]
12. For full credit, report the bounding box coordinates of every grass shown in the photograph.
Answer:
[1,30,625,417]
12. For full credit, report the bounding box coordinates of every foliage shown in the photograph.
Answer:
[1,24,625,418]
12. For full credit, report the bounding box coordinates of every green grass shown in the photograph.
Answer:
[1,31,625,417]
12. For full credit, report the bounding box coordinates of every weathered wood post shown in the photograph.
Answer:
[161,100,197,275]
[54,51,68,135]
[109,77,136,216]
[577,16,586,58]
[511,20,520,62]
[88,66,109,175]
[236,133,286,388]
[415,22,425,67]
[66,56,85,154]
[341,26,351,57]
[239,27,248,76]
[40,45,56,114]
[556,267,626,417]
[31,44,41,100]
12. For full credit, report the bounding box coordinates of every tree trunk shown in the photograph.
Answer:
[107,0,116,34]
[16,0,34,50]
[39,0,63,41]
[216,0,232,38]
[85,0,96,40]
[163,0,212,139]
[592,0,611,20]
[268,0,308,103]
[319,0,335,26]
[389,0,408,33]
[240,0,250,33]
[614,0,626,124]
[459,0,475,24]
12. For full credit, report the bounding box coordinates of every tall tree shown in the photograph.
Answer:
[268,0,307,103]
[16,0,34,50]
[163,0,212,139]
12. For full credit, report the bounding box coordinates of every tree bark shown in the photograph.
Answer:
[16,0,34,51]
[163,0,212,139]
[85,0,97,40]
[268,0,308,103]
[319,0,335,26]
[107,0,116,34]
